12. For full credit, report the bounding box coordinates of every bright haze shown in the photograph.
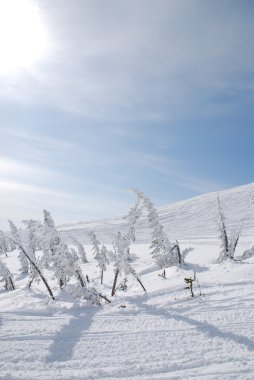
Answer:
[0,0,253,228]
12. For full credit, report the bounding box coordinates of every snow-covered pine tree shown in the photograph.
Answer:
[42,210,89,290]
[122,197,143,262]
[65,247,110,305]
[216,196,240,262]
[41,209,61,269]
[43,209,56,230]
[7,220,55,300]
[241,244,254,260]
[22,219,44,283]
[131,189,179,268]
[111,232,146,296]
[89,231,101,260]
[7,238,16,253]
[8,220,29,273]
[97,245,109,284]
[74,240,88,263]
[170,240,193,266]
[0,231,8,257]
[51,239,73,288]
[0,257,15,290]
[124,196,143,243]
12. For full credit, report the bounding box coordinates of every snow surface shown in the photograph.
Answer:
[1,183,254,379]
[58,182,254,244]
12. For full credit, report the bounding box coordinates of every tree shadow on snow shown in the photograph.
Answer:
[45,307,98,363]
[139,301,254,352]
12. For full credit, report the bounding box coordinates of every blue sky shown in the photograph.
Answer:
[0,0,254,228]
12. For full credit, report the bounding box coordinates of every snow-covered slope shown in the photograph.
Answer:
[59,182,254,243]
[1,244,254,380]
[1,183,254,380]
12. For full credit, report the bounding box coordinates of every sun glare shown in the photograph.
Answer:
[0,0,48,74]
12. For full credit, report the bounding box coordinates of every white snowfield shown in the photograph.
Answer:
[58,182,254,243]
[1,183,254,380]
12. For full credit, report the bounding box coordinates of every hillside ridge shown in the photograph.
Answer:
[58,182,254,243]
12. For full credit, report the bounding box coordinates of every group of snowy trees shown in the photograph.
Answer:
[0,210,110,304]
[0,188,190,301]
[1,188,252,302]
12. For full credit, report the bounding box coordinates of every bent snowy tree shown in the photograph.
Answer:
[111,232,146,296]
[130,189,180,269]
[216,196,241,262]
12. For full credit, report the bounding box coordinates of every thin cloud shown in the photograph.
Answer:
[1,1,253,121]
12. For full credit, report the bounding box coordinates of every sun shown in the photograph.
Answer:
[0,0,48,74]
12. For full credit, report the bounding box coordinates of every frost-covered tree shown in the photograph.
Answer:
[97,245,109,284]
[74,240,88,263]
[122,198,143,262]
[42,211,109,304]
[216,196,241,262]
[89,231,101,259]
[23,219,43,251]
[0,258,15,290]
[42,210,88,290]
[41,209,60,268]
[170,240,193,266]
[241,245,254,260]
[111,232,146,296]
[0,231,8,257]
[131,189,179,268]
[8,220,29,273]
[124,196,143,243]
[7,220,55,300]
[22,219,44,284]
[90,230,110,284]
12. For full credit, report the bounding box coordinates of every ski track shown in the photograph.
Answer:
[0,277,254,380]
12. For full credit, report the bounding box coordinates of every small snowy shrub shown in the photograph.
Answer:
[0,258,15,291]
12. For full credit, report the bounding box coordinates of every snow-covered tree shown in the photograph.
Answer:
[8,220,29,273]
[216,196,240,262]
[74,240,88,263]
[42,210,88,290]
[241,245,254,260]
[97,245,109,284]
[124,196,143,243]
[7,220,55,300]
[22,219,44,283]
[41,209,60,268]
[43,209,56,229]
[170,240,193,266]
[0,258,15,290]
[89,231,101,260]
[111,232,146,296]
[0,231,8,257]
[131,189,179,268]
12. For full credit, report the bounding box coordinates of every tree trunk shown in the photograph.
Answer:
[176,241,182,265]
[136,277,146,292]
[101,269,104,285]
[28,275,36,289]
[111,270,119,296]
[9,238,55,300]
[76,270,85,287]
[9,276,15,290]
[99,293,111,303]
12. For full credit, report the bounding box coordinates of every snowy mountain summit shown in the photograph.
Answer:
[59,182,254,243]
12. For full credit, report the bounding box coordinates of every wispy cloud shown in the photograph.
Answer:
[1,1,253,121]
[0,0,253,227]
